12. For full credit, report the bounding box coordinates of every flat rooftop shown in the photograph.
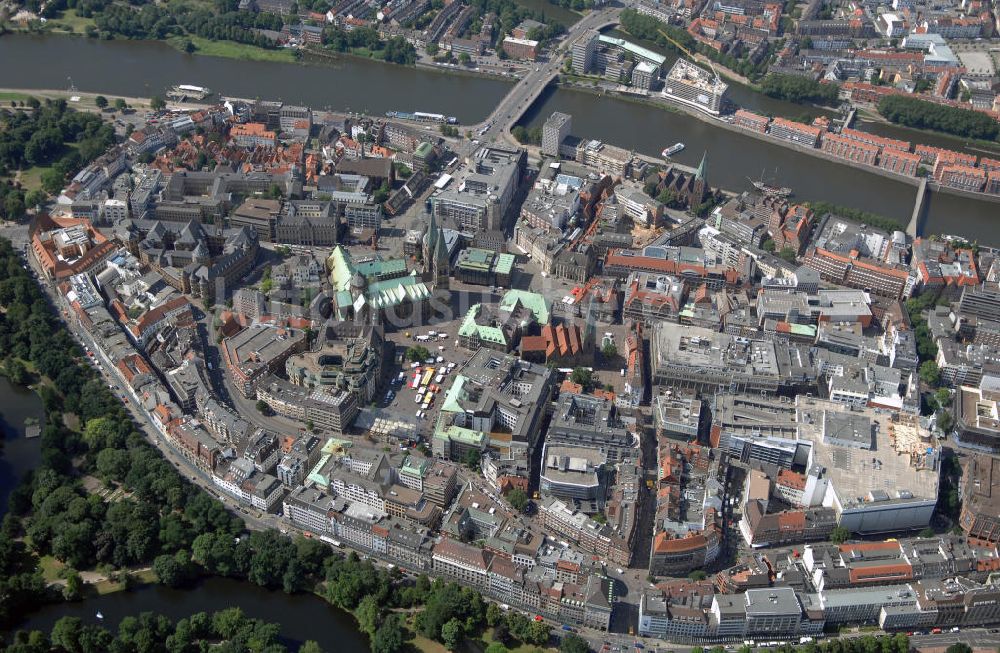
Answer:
[797,398,939,509]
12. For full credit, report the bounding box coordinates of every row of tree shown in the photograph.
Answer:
[2,607,326,653]
[320,26,417,65]
[877,95,1000,142]
[804,202,903,234]
[760,73,841,106]
[91,2,283,49]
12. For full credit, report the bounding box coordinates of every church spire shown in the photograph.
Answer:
[695,151,708,182]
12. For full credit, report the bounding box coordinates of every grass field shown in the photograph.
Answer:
[0,92,34,103]
[14,166,51,192]
[167,36,297,63]
[39,555,67,582]
[49,9,97,34]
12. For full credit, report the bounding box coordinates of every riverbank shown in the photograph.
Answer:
[0,86,164,112]
[586,81,1000,210]
[855,105,1000,158]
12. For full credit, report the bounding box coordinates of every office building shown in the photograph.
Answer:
[542,112,573,157]
[662,59,728,115]
[572,29,600,74]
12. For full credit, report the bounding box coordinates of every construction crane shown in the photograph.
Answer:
[657,28,721,87]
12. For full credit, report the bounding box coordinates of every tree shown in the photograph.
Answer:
[761,238,775,252]
[561,634,591,653]
[920,361,941,387]
[458,52,471,64]
[830,526,851,544]
[778,246,797,263]
[688,570,708,581]
[182,39,196,53]
[938,410,954,434]
[255,399,270,414]
[153,551,190,588]
[570,367,594,391]
[25,189,47,209]
[464,449,481,471]
[441,618,464,651]
[507,488,528,512]
[5,358,30,386]
[486,602,503,627]
[372,615,406,653]
[62,570,84,601]
[300,642,325,653]
[356,594,383,636]
[406,346,430,362]
[40,168,66,195]
[94,95,108,109]
[4,194,25,221]
[945,645,971,653]
[601,342,617,359]
[878,95,999,141]
[760,73,840,106]
[150,96,166,111]
[113,98,127,111]
[525,620,550,646]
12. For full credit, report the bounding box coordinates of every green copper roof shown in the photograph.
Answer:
[328,246,355,292]
[597,34,666,66]
[499,289,551,325]
[434,420,487,447]
[458,248,495,271]
[495,253,515,276]
[356,258,407,279]
[440,375,468,414]
[401,456,429,477]
[458,305,508,346]
[367,274,431,309]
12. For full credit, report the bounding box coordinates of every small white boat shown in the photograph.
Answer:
[96,611,104,620]
[661,142,685,158]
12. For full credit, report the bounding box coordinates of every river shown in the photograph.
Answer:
[0,376,46,515]
[0,33,997,241]
[10,576,371,652]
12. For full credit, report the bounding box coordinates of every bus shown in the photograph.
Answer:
[319,536,343,548]
[410,373,421,389]
[422,397,432,410]
[421,369,434,387]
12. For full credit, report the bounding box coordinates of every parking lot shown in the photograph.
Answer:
[377,320,472,444]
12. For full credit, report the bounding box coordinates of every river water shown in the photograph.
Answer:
[0,376,46,515]
[10,576,371,652]
[0,33,997,240]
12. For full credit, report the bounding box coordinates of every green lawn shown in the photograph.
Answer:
[14,166,51,192]
[49,9,97,34]
[39,555,67,582]
[0,92,34,103]
[167,36,297,63]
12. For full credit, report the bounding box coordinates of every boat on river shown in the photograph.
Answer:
[167,84,212,101]
[749,169,792,197]
[661,143,685,157]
